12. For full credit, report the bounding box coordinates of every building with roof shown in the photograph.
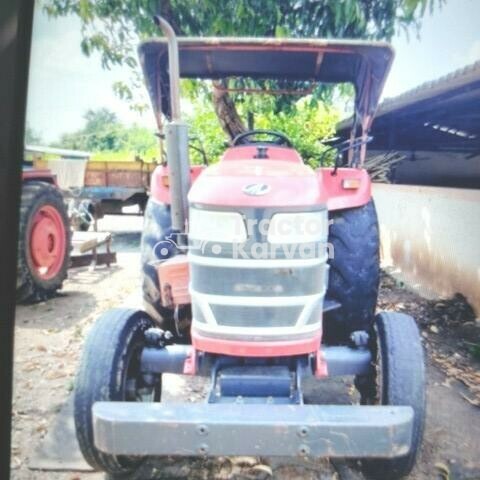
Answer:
[339,60,480,188]
[338,61,480,315]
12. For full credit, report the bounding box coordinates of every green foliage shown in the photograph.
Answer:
[255,97,340,167]
[43,0,440,160]
[54,130,87,151]
[185,93,339,166]
[44,0,441,108]
[186,101,227,165]
[469,343,480,362]
[53,99,338,166]
[90,148,158,163]
[123,124,157,156]
[25,124,43,145]
[53,108,158,160]
[53,108,123,151]
[82,108,124,151]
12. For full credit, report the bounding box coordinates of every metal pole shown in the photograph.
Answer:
[165,122,190,234]
[153,15,190,235]
[153,15,181,121]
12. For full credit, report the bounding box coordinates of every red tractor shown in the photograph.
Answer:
[74,17,425,480]
[17,168,70,302]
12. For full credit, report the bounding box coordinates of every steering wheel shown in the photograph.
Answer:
[233,129,293,148]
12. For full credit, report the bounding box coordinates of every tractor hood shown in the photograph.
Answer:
[138,37,394,128]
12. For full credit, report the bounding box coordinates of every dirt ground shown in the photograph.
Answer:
[10,216,480,480]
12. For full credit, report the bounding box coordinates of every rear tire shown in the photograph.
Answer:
[324,200,379,344]
[360,312,426,479]
[140,198,173,323]
[140,199,191,342]
[16,181,70,303]
[74,308,161,477]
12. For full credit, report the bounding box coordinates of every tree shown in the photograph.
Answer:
[53,107,158,157]
[187,94,340,166]
[44,0,440,138]
[54,108,124,151]
[24,124,42,145]
[124,124,157,156]
[55,130,87,151]
[82,108,125,151]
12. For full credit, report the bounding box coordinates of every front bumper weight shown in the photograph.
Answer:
[93,402,413,458]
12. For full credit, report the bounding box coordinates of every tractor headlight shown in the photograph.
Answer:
[188,207,247,243]
[267,211,327,244]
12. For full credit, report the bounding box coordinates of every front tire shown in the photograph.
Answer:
[359,312,426,479]
[74,308,160,477]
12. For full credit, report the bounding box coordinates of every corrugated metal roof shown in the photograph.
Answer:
[337,60,480,131]
[377,60,480,116]
[336,60,480,188]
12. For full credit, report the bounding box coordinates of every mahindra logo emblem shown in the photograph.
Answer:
[242,183,271,196]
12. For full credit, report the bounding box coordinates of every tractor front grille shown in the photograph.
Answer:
[211,305,302,328]
[189,206,328,341]
[190,260,325,297]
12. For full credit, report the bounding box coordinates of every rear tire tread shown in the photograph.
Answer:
[140,199,173,322]
[324,200,380,343]
[16,181,70,303]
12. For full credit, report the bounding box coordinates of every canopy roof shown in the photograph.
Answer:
[138,37,394,125]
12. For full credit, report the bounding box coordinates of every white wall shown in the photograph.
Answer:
[373,184,480,315]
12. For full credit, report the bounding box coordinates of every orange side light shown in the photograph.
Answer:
[342,178,361,190]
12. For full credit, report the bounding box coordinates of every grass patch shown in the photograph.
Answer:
[91,148,159,163]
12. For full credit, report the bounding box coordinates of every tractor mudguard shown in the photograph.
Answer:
[319,167,372,211]
[22,168,57,185]
[150,164,204,204]
[151,162,371,211]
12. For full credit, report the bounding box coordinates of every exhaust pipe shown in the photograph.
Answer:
[154,15,190,237]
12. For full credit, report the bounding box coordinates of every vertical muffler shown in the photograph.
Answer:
[154,16,190,239]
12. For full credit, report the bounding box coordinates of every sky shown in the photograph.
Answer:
[26,0,480,144]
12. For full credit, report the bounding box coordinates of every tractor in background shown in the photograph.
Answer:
[17,167,70,302]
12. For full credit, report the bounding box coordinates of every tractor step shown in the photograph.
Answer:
[93,402,414,458]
